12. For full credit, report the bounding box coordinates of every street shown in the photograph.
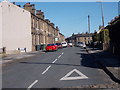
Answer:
[2,47,117,89]
[1,1,120,90]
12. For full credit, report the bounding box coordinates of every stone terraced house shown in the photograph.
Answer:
[0,1,65,54]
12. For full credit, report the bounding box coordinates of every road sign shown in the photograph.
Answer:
[60,69,88,80]
[55,38,58,41]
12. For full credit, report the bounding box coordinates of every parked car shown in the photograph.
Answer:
[77,42,84,47]
[56,43,62,48]
[83,42,86,49]
[68,43,73,47]
[61,42,68,48]
[46,44,58,51]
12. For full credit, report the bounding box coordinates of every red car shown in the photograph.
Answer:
[46,44,58,51]
[56,43,62,48]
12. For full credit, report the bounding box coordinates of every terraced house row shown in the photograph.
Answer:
[24,2,65,51]
[0,1,65,54]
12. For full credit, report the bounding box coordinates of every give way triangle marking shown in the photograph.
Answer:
[60,69,88,80]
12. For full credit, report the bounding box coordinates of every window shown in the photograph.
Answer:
[33,19,35,28]
[37,20,39,29]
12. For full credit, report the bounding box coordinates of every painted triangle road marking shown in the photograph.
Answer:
[60,69,88,80]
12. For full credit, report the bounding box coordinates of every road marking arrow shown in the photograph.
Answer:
[60,69,88,80]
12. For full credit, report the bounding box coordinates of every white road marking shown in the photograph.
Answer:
[60,69,88,80]
[61,52,64,55]
[58,55,62,58]
[27,80,38,90]
[52,59,58,63]
[42,52,64,75]
[53,52,64,63]
[42,65,51,75]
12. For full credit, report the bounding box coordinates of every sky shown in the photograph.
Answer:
[2,0,120,2]
[1,1,119,37]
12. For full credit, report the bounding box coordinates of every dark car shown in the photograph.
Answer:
[56,43,62,48]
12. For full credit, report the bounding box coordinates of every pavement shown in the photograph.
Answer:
[86,47,120,86]
[0,50,45,65]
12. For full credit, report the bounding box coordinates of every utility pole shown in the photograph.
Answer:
[118,1,120,16]
[97,1,105,50]
[100,2,104,27]
[100,2,106,50]
[88,15,90,45]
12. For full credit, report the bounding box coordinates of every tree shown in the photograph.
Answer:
[99,29,110,43]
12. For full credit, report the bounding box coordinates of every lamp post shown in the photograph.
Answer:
[88,15,90,46]
[100,2,105,27]
[97,1,106,50]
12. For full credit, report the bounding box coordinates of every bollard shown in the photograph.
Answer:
[18,48,20,51]
[24,48,26,52]
[3,47,6,54]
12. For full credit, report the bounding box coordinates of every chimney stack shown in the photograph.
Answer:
[56,26,59,30]
[13,2,15,5]
[36,10,44,19]
[31,4,35,14]
[17,5,21,7]
[45,19,50,24]
[23,3,36,14]
[50,23,54,27]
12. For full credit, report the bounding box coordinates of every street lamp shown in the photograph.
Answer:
[97,1,106,50]
[97,1,105,27]
[88,15,90,45]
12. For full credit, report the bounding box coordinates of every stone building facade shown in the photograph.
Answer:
[59,33,65,43]
[0,1,65,54]
[23,3,64,51]
[66,33,93,46]
[0,1,32,54]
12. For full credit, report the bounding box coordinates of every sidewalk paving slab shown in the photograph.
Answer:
[87,47,120,86]
[0,51,45,65]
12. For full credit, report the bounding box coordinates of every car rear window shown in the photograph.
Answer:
[62,43,66,44]
[47,44,54,46]
[78,42,83,44]
[56,43,61,45]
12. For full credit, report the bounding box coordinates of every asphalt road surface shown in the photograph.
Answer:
[2,47,115,89]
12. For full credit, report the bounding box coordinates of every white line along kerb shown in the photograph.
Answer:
[27,80,38,90]
[42,65,51,75]
[60,69,88,80]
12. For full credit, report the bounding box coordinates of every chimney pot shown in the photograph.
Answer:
[17,5,21,7]
[26,2,30,5]
[13,2,15,5]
